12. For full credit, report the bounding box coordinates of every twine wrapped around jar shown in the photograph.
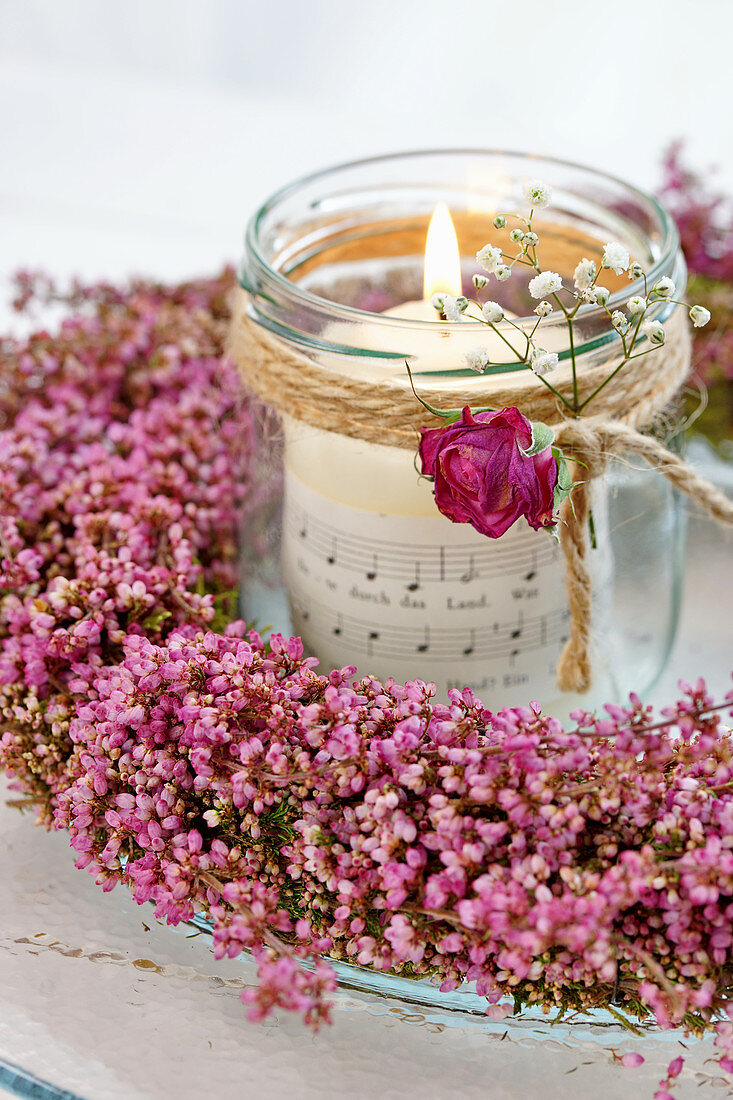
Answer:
[229,289,733,693]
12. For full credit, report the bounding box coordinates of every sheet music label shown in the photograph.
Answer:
[282,469,571,705]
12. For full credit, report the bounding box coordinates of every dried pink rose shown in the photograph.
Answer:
[419,405,557,538]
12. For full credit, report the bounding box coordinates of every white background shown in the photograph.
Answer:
[1,0,732,283]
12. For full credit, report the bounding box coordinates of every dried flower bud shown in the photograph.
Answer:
[642,318,666,344]
[652,276,675,299]
[602,241,630,274]
[530,347,559,376]
[464,346,491,372]
[476,243,504,274]
[522,179,552,208]
[689,304,711,327]
[627,295,648,315]
[481,301,504,323]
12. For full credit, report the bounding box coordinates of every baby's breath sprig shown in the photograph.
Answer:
[432,180,712,418]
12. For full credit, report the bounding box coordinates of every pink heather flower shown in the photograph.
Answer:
[665,1057,683,1078]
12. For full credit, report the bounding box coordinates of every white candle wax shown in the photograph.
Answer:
[278,304,592,708]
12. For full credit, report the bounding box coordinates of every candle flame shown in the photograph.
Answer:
[423,201,462,301]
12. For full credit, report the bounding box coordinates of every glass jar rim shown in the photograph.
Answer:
[240,148,682,363]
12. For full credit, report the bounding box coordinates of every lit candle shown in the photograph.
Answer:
[278,203,577,708]
[383,200,463,320]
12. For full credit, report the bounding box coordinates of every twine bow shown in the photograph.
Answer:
[228,290,733,693]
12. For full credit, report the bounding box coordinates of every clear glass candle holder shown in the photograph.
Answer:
[236,150,687,714]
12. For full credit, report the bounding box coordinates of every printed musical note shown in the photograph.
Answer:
[365,554,378,581]
[333,614,343,637]
[367,629,380,657]
[299,518,308,539]
[326,538,337,565]
[463,629,475,656]
[416,626,430,653]
[406,563,421,592]
[509,648,519,666]
[510,611,524,640]
[524,551,537,582]
[460,556,477,584]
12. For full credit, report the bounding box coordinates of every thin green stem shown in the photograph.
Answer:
[532,372,577,413]
[567,315,578,412]
[576,355,632,413]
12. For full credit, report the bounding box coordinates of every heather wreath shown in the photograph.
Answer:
[1,270,733,1097]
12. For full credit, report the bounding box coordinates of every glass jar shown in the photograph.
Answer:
[236,150,687,715]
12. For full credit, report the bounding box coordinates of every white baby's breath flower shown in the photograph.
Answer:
[522,179,552,208]
[534,300,553,318]
[530,347,559,376]
[481,300,504,323]
[472,273,489,290]
[493,214,507,229]
[689,304,711,327]
[476,243,504,274]
[523,231,539,248]
[495,265,511,282]
[510,228,525,243]
[431,293,445,313]
[602,242,630,274]
[652,276,675,299]
[582,288,598,304]
[611,310,628,332]
[594,286,611,306]
[574,258,597,292]
[628,261,645,280]
[641,319,665,345]
[465,346,491,373]
[528,270,563,299]
[627,295,647,315]
[440,295,467,322]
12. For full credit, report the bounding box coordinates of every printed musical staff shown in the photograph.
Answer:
[281,468,577,703]
[288,597,570,665]
[285,498,560,586]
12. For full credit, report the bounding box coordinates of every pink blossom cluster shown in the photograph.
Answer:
[661,144,733,386]
[0,270,252,812]
[661,143,733,285]
[2,270,733,1097]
